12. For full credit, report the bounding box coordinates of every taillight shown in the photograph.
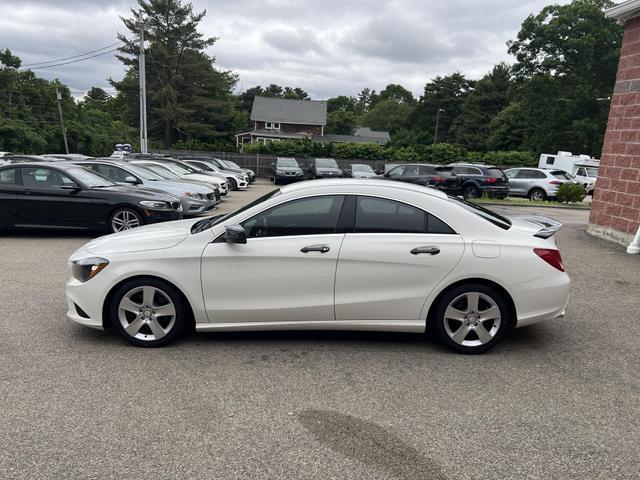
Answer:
[533,248,565,272]
[432,176,445,183]
[549,180,562,185]
[486,177,497,183]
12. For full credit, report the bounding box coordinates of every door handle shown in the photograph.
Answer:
[301,244,330,253]
[411,246,440,255]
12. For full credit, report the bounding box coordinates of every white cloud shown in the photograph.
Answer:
[0,0,572,100]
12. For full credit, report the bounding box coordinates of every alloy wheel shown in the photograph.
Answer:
[117,286,176,342]
[111,210,140,232]
[443,292,502,347]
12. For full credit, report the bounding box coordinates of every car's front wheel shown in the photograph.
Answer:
[109,208,143,233]
[110,278,187,347]
[228,178,238,190]
[434,284,510,354]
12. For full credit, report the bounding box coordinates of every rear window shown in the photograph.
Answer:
[551,171,572,180]
[447,196,511,230]
[487,168,506,178]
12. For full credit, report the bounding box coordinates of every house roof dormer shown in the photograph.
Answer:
[250,96,327,126]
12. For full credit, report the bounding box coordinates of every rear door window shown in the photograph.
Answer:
[354,196,455,234]
[0,168,18,184]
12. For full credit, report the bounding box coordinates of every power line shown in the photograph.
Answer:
[21,41,123,67]
[22,47,121,71]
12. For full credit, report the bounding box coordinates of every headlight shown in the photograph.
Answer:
[184,192,202,199]
[140,200,171,209]
[72,257,109,283]
[248,170,255,176]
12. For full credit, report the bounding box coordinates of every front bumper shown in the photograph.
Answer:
[276,173,304,183]
[143,210,183,224]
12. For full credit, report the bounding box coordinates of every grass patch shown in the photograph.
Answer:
[471,195,591,209]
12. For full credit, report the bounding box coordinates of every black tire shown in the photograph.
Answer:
[433,283,510,354]
[110,277,187,347]
[462,184,480,200]
[273,176,280,185]
[108,207,144,234]
[228,178,238,190]
[528,188,547,202]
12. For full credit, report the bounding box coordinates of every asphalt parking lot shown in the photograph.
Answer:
[1,180,639,480]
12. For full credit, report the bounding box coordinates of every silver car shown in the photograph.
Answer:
[75,160,219,216]
[504,168,577,201]
[183,159,249,190]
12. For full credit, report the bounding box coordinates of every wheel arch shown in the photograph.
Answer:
[527,186,546,198]
[102,274,195,331]
[425,277,518,333]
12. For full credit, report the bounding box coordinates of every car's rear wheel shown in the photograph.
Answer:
[110,278,187,347]
[434,284,509,354]
[528,188,546,201]
[109,208,143,233]
[228,178,238,190]
[463,184,480,199]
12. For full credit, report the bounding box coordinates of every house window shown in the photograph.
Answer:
[265,122,280,130]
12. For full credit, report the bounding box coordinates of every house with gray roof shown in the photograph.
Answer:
[235,96,390,147]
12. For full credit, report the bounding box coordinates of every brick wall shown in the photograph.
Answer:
[588,16,640,245]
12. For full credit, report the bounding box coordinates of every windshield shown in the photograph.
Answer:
[137,163,180,180]
[126,164,165,181]
[352,164,373,172]
[192,188,281,233]
[68,167,115,188]
[448,196,511,230]
[585,167,598,177]
[161,161,193,174]
[316,158,338,168]
[219,160,240,169]
[277,159,299,168]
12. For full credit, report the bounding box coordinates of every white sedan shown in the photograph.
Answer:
[66,179,570,354]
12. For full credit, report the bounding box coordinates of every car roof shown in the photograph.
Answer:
[1,161,77,170]
[279,178,448,199]
[449,163,498,168]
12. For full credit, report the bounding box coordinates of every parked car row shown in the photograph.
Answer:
[269,157,584,201]
[0,153,255,234]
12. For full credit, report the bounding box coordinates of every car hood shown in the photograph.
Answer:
[317,167,341,173]
[184,173,223,185]
[84,218,199,255]
[353,172,376,178]
[92,185,178,202]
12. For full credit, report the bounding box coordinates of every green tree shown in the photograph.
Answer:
[451,63,512,151]
[359,99,412,135]
[326,109,357,134]
[378,84,416,105]
[507,0,622,155]
[112,0,238,147]
[411,73,474,144]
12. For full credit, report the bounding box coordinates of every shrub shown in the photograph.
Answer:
[556,183,586,203]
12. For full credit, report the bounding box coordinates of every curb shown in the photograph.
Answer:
[478,202,591,211]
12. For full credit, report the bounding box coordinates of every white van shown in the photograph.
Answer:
[539,151,599,194]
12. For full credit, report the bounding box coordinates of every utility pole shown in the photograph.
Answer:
[432,108,444,163]
[137,13,148,154]
[56,89,70,154]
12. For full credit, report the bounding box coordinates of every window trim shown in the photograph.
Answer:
[265,121,281,131]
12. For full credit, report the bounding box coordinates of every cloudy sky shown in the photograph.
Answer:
[0,0,572,99]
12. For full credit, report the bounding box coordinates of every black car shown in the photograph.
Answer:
[0,163,182,233]
[270,157,304,184]
[448,163,510,199]
[382,163,461,195]
[308,158,344,179]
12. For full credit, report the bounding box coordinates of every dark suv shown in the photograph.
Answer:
[447,163,509,199]
[308,158,344,179]
[271,157,304,184]
[382,163,461,195]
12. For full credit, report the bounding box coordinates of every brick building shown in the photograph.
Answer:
[588,1,640,251]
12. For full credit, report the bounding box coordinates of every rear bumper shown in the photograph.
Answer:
[511,272,571,327]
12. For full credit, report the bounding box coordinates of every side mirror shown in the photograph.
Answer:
[225,224,247,244]
[124,175,139,184]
